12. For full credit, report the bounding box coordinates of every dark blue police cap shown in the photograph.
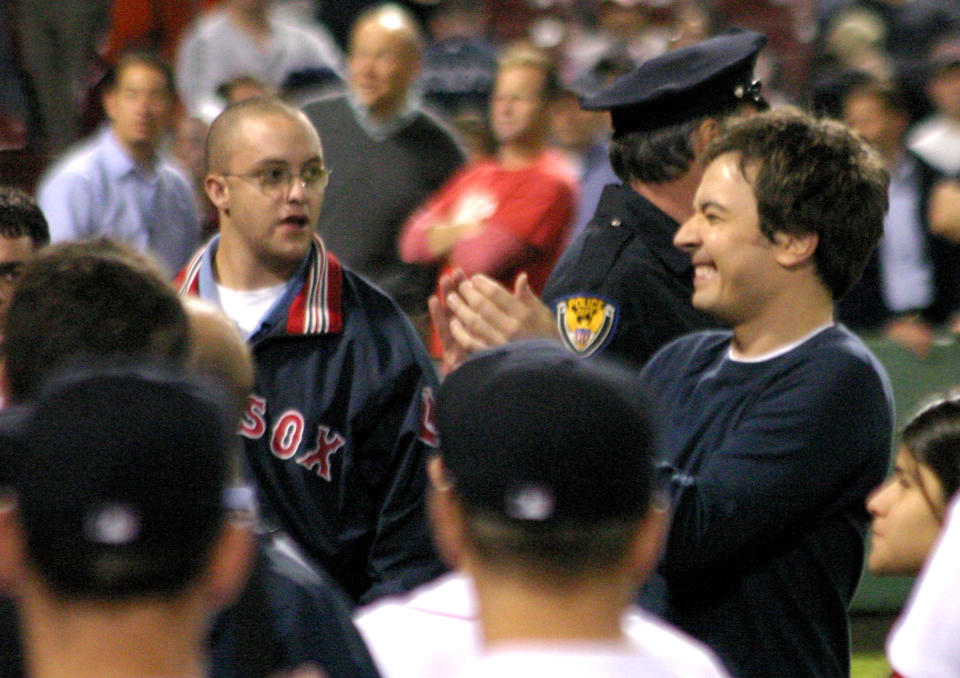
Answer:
[582,28,768,138]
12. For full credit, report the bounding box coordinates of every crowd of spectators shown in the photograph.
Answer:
[3,1,957,335]
[5,2,960,678]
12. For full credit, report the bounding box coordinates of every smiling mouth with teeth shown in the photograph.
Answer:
[694,264,717,282]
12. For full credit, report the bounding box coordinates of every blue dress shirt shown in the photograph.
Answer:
[37,127,200,274]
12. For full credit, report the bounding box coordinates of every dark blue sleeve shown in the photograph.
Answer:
[648,342,893,579]
[209,540,381,678]
[358,347,447,605]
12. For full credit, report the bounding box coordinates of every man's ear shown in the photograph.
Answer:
[426,456,468,569]
[0,360,9,404]
[0,493,26,594]
[102,88,117,125]
[773,230,819,268]
[693,118,722,157]
[205,175,230,214]
[627,501,670,585]
[199,518,256,610]
[427,455,454,492]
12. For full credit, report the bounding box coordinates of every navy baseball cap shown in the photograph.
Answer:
[583,28,768,138]
[0,362,234,598]
[437,340,654,524]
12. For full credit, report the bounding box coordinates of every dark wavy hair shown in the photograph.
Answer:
[0,186,50,246]
[703,109,889,300]
[900,392,960,522]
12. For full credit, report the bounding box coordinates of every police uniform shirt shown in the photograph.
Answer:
[542,183,716,368]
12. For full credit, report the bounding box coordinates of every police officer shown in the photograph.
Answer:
[430,29,768,369]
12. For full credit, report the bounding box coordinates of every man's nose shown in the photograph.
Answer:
[674,216,700,251]
[866,481,892,516]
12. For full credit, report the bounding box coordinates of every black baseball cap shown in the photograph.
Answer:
[437,340,654,524]
[583,28,768,138]
[0,362,234,598]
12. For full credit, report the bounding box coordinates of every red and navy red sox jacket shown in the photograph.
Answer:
[177,234,445,604]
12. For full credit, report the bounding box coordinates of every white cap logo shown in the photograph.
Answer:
[84,503,142,545]
[506,483,556,521]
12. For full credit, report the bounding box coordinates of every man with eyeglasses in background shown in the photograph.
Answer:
[176,97,445,606]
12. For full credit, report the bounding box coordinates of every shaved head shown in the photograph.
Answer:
[183,296,255,423]
[350,3,425,60]
[204,97,316,174]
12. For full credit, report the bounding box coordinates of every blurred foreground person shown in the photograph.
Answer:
[357,341,730,678]
[0,240,380,678]
[0,364,254,678]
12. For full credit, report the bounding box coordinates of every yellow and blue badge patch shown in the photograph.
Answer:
[555,296,617,356]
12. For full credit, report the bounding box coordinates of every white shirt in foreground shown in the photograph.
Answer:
[354,572,730,678]
[887,495,960,678]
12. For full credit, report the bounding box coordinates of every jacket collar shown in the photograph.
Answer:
[176,233,343,336]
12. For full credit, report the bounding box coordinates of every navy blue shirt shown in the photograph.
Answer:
[638,326,893,678]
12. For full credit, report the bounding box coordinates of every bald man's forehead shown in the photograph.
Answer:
[214,109,320,170]
[184,297,255,412]
[350,10,421,58]
[233,109,317,138]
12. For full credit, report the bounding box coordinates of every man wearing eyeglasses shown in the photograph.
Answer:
[176,96,445,605]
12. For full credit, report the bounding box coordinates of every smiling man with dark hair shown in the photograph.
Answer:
[637,109,893,678]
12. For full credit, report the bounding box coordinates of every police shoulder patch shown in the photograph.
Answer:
[555,296,617,356]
